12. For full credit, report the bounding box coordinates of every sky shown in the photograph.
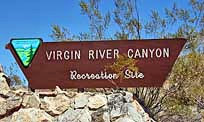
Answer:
[0,0,189,85]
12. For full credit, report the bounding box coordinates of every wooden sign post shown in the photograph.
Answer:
[6,38,186,89]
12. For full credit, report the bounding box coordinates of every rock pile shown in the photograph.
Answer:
[0,70,155,122]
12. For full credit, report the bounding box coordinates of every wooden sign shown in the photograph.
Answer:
[6,38,186,89]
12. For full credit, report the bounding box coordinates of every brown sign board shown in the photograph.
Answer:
[6,38,186,89]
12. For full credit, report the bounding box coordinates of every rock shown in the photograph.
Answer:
[0,86,155,122]
[40,100,49,111]
[65,91,77,98]
[123,92,133,103]
[55,86,78,98]
[22,93,41,108]
[74,93,89,108]
[88,94,107,109]
[124,103,144,122]
[35,89,56,97]
[103,112,110,122]
[0,73,10,95]
[163,80,170,90]
[107,93,147,122]
[11,108,53,122]
[58,108,91,122]
[0,97,7,116]
[110,107,125,119]
[132,100,145,113]
[0,95,22,117]
[107,93,124,104]
[132,100,154,121]
[107,93,125,118]
[79,109,92,122]
[0,116,11,122]
[92,112,104,122]
[6,96,22,110]
[2,90,17,98]
[41,94,70,116]
[55,86,68,95]
[13,87,29,96]
[115,116,135,122]
[55,86,63,93]
[91,108,107,122]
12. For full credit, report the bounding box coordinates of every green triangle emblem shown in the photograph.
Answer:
[11,38,41,67]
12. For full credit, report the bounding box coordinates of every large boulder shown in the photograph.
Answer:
[22,93,41,108]
[40,94,71,116]
[10,108,54,122]
[57,108,91,122]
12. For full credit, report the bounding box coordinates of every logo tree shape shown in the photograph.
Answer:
[26,45,34,66]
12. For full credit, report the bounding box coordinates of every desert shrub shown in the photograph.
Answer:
[3,63,22,86]
[161,52,204,120]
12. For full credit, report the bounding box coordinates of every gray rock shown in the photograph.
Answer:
[107,93,146,122]
[80,109,92,122]
[88,94,107,109]
[107,93,126,119]
[103,112,110,122]
[58,108,91,122]
[91,108,107,122]
[124,92,133,103]
[107,93,124,106]
[115,116,135,122]
[74,93,89,108]
[110,107,125,119]
[124,103,144,122]
[132,100,154,121]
